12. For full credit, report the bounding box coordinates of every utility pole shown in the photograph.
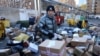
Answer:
[34,0,38,16]
[37,0,41,16]
[34,0,41,16]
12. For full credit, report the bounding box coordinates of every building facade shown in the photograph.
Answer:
[87,0,100,14]
[0,0,35,9]
[53,0,76,12]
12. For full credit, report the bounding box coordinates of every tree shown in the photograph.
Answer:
[79,4,87,10]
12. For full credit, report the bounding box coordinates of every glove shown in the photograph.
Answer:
[48,33,54,39]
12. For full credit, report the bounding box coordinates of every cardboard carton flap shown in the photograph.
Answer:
[39,40,65,50]
[47,41,56,47]
[71,37,87,43]
[39,40,66,56]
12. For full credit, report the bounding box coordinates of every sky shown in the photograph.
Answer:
[75,0,86,6]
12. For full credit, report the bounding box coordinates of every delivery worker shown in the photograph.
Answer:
[36,5,57,41]
[82,20,87,28]
[77,20,88,29]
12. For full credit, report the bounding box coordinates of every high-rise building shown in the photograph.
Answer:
[87,0,94,13]
[87,0,100,14]
[95,0,100,14]
[66,0,76,7]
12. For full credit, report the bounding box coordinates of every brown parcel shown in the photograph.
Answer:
[66,38,72,44]
[62,35,72,46]
[9,53,20,56]
[39,40,66,56]
[0,49,11,56]
[74,47,92,56]
[74,47,83,56]
[23,49,33,56]
[93,45,100,55]
[71,38,88,46]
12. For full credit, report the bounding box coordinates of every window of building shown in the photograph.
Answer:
[29,1,31,5]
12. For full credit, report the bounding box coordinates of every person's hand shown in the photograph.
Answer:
[48,33,54,39]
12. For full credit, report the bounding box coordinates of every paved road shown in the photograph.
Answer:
[88,19,100,25]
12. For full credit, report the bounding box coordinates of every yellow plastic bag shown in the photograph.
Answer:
[0,21,5,38]
[82,20,86,28]
[14,33,29,42]
[0,32,2,38]
[67,19,76,26]
[3,20,10,27]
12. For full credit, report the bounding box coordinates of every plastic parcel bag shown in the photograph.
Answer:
[28,43,38,53]
[14,33,29,42]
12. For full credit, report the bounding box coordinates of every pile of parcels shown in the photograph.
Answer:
[38,25,100,56]
[0,24,100,56]
[0,26,38,56]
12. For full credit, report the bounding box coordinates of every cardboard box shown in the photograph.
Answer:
[9,53,20,56]
[61,34,69,46]
[74,47,92,56]
[39,40,66,56]
[66,38,72,44]
[74,47,84,56]
[24,53,33,56]
[93,45,100,55]
[87,36,95,45]
[84,52,92,56]
[88,45,93,53]
[23,49,33,56]
[0,49,11,56]
[66,47,74,54]
[71,37,88,46]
